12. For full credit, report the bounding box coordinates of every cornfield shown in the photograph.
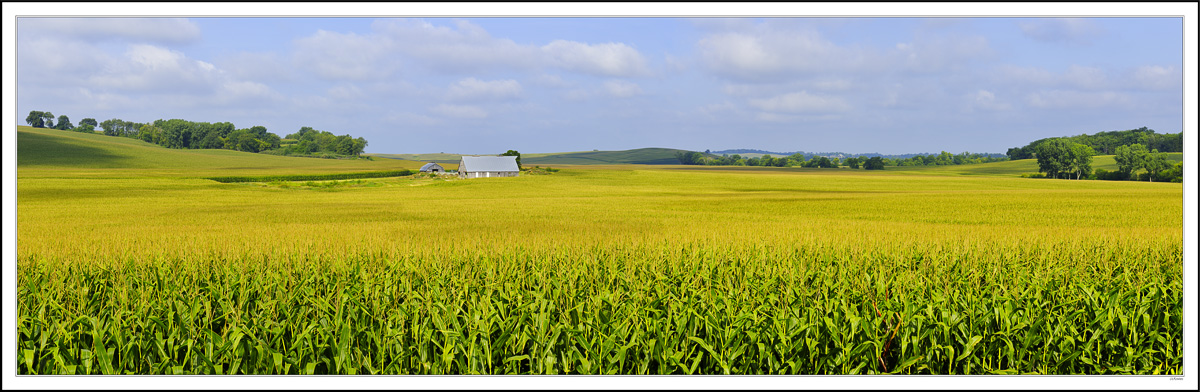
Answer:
[16,163,1183,375]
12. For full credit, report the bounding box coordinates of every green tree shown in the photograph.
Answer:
[1035,138,1072,179]
[1114,144,1147,180]
[54,115,72,130]
[1067,143,1095,180]
[227,131,262,152]
[73,124,95,133]
[863,156,884,170]
[502,150,523,168]
[26,111,46,127]
[1143,149,1171,182]
[80,118,98,127]
[845,157,861,169]
[352,137,367,156]
[42,112,55,129]
[137,124,163,144]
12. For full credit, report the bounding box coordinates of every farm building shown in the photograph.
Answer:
[419,162,445,173]
[458,156,520,179]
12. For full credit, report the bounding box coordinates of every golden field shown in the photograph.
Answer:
[16,126,1183,374]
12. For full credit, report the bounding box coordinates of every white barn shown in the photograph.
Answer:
[458,156,520,178]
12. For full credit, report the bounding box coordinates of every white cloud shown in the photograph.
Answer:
[693,101,739,120]
[697,23,989,82]
[1131,65,1181,90]
[385,111,440,126]
[373,19,538,73]
[17,37,112,79]
[997,64,1181,93]
[327,84,364,100]
[217,52,294,82]
[893,34,991,73]
[749,91,850,114]
[305,19,653,79]
[447,78,522,101]
[292,30,395,81]
[968,89,1011,111]
[541,40,649,77]
[216,81,282,105]
[430,104,488,119]
[76,88,135,111]
[995,65,1056,86]
[531,74,572,88]
[812,78,852,91]
[603,80,643,98]
[88,44,220,93]
[1062,65,1108,90]
[563,89,591,101]
[19,18,201,44]
[1025,90,1131,109]
[1019,18,1104,44]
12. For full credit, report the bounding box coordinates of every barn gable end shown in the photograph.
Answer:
[458,156,520,178]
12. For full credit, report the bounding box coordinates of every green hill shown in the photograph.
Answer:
[17,126,418,178]
[373,148,693,166]
[369,153,464,164]
[522,148,690,165]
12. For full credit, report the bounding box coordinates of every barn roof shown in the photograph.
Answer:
[420,162,443,171]
[460,156,519,172]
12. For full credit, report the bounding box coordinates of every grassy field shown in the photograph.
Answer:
[19,126,420,179]
[15,126,1183,375]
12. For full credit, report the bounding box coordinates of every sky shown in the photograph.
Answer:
[13,13,1186,155]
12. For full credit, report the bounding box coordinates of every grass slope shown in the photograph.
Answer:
[18,126,419,178]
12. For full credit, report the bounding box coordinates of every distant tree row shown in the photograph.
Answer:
[1008,127,1181,159]
[26,110,369,157]
[676,150,999,169]
[891,152,1009,166]
[1033,139,1181,182]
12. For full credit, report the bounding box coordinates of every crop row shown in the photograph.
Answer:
[16,240,1182,375]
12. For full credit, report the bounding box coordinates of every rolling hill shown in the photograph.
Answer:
[17,125,419,178]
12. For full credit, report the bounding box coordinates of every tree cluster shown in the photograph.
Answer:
[1008,127,1181,159]
[1033,140,1181,183]
[26,110,370,158]
[1111,144,1179,182]
[1033,139,1095,180]
[276,127,367,157]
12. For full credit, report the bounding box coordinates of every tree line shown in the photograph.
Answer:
[676,150,999,170]
[1033,139,1181,183]
[25,110,368,157]
[1008,127,1181,159]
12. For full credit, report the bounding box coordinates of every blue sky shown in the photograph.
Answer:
[15,15,1185,155]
